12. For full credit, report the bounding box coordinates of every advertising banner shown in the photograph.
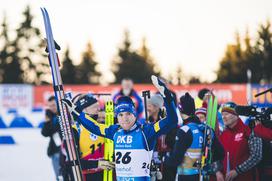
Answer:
[0,84,33,110]
[34,84,247,107]
[251,84,272,107]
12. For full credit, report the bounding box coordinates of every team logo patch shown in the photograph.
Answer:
[234,133,243,142]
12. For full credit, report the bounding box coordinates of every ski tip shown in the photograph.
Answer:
[40,7,47,15]
[44,7,49,14]
[40,7,49,13]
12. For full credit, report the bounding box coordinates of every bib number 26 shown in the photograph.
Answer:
[115,151,132,164]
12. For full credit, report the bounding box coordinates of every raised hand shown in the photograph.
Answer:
[151,75,173,104]
[61,98,80,116]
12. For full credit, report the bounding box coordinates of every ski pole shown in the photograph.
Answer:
[227,152,230,174]
[142,90,151,122]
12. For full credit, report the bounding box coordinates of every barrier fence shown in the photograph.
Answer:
[0,83,271,130]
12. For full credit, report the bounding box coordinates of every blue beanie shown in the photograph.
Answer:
[115,96,136,117]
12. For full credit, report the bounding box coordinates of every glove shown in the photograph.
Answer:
[61,98,80,117]
[98,160,115,170]
[151,75,172,103]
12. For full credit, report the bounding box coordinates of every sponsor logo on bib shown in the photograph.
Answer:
[90,133,98,141]
[117,135,133,144]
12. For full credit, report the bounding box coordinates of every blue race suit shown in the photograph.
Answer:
[177,122,203,175]
[76,97,177,181]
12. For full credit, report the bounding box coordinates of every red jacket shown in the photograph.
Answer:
[219,119,258,181]
[254,124,272,176]
[254,124,272,140]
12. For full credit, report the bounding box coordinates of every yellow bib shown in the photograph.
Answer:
[78,125,105,159]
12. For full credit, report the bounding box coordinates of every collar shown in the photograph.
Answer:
[129,123,138,131]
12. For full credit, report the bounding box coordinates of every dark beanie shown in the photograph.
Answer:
[178,92,195,116]
[75,93,98,112]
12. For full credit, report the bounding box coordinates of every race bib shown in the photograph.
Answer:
[115,149,152,177]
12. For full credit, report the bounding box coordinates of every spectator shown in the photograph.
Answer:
[41,96,62,180]
[248,121,272,181]
[195,107,207,123]
[147,94,165,123]
[113,78,144,118]
[218,102,262,181]
[195,88,210,109]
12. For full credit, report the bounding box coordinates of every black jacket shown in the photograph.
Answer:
[41,110,61,156]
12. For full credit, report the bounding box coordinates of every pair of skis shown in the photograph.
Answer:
[104,101,114,181]
[41,8,115,181]
[40,8,83,181]
[200,93,218,181]
[206,94,218,130]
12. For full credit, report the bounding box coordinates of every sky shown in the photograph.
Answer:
[1,0,272,83]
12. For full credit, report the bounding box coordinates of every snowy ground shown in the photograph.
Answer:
[0,129,55,181]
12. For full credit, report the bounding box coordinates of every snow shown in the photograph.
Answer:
[0,128,55,181]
